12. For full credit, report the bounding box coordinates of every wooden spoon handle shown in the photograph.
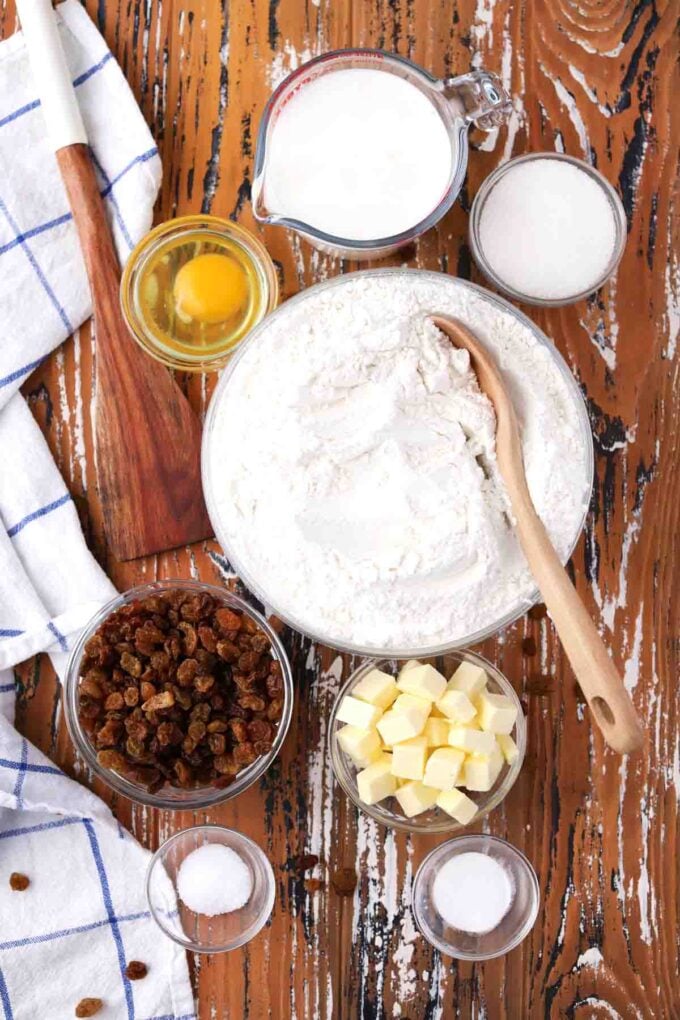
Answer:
[510,484,644,753]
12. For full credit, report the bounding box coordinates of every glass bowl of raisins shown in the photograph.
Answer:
[64,580,293,809]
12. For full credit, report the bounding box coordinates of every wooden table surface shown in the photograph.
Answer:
[2,0,678,1017]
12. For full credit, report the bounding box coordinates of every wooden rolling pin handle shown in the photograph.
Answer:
[509,478,644,754]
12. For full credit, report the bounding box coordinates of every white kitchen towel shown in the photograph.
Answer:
[0,0,161,407]
[0,7,196,1018]
[0,712,196,1020]
[0,0,161,676]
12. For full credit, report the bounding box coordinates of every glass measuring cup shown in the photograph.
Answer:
[252,49,511,259]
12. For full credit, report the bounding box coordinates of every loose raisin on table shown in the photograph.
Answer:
[77,588,283,794]
[9,872,30,891]
[331,867,358,896]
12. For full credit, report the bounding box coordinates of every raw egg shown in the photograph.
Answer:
[173,252,249,325]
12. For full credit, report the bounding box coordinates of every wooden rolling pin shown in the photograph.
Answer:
[16,0,213,561]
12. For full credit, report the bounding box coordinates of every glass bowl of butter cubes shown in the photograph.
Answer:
[329,651,525,833]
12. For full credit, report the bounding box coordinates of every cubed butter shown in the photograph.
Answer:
[396,663,447,702]
[388,693,431,733]
[423,747,465,790]
[336,695,383,730]
[447,661,488,698]
[463,747,504,791]
[398,659,421,676]
[337,725,382,767]
[395,781,439,818]
[352,668,399,709]
[391,736,428,780]
[436,788,477,824]
[356,753,397,805]
[448,726,497,755]
[435,689,476,723]
[477,691,518,735]
[424,717,451,748]
[377,700,428,745]
[496,732,520,764]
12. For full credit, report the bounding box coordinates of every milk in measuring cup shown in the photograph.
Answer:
[261,68,454,241]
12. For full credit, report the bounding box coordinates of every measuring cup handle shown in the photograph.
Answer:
[442,70,512,131]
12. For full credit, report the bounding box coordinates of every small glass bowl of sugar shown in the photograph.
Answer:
[146,825,275,953]
[469,152,627,306]
[412,834,539,960]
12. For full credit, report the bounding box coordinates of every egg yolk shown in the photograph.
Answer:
[173,252,249,325]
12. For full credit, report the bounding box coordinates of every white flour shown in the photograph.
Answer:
[206,272,591,650]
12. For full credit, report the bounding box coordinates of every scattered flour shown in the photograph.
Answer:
[206,271,591,650]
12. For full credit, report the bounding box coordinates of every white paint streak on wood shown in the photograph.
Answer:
[303,652,339,1020]
[623,604,644,695]
[540,64,590,157]
[664,257,679,359]
[567,64,612,118]
[470,0,497,63]
[575,944,605,970]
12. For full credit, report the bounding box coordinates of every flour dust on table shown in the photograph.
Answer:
[206,273,592,650]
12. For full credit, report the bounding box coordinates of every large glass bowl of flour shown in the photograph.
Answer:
[202,270,594,657]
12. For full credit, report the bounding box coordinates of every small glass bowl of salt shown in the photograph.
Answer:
[146,825,275,953]
[412,834,539,960]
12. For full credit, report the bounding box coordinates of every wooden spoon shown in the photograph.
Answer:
[432,314,644,754]
[17,0,212,561]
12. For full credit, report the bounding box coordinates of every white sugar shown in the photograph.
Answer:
[478,158,617,300]
[432,851,513,934]
[176,843,253,916]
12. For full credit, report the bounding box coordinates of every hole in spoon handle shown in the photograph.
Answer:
[590,696,615,727]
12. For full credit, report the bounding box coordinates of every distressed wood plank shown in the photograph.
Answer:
[2,0,678,1016]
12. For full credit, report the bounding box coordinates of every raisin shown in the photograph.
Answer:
[120,652,142,677]
[178,622,198,655]
[194,674,215,694]
[97,749,127,771]
[198,625,217,652]
[123,686,139,708]
[293,853,319,873]
[176,658,198,686]
[331,868,357,896]
[104,692,124,711]
[216,639,240,663]
[208,733,226,755]
[233,742,257,766]
[142,690,175,712]
[75,999,103,1017]
[125,961,148,981]
[9,872,30,891]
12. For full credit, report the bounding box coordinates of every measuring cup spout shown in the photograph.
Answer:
[441,70,512,131]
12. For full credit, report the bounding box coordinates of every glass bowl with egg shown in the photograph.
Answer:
[328,650,525,833]
[120,215,278,371]
[64,579,293,810]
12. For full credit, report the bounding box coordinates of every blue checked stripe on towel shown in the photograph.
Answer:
[0,739,195,1020]
[0,36,159,393]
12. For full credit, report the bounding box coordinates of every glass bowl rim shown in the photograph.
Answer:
[328,649,526,833]
[412,833,540,959]
[201,267,594,657]
[63,578,294,810]
[252,47,470,254]
[145,823,276,953]
[119,214,280,371]
[468,151,628,307]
